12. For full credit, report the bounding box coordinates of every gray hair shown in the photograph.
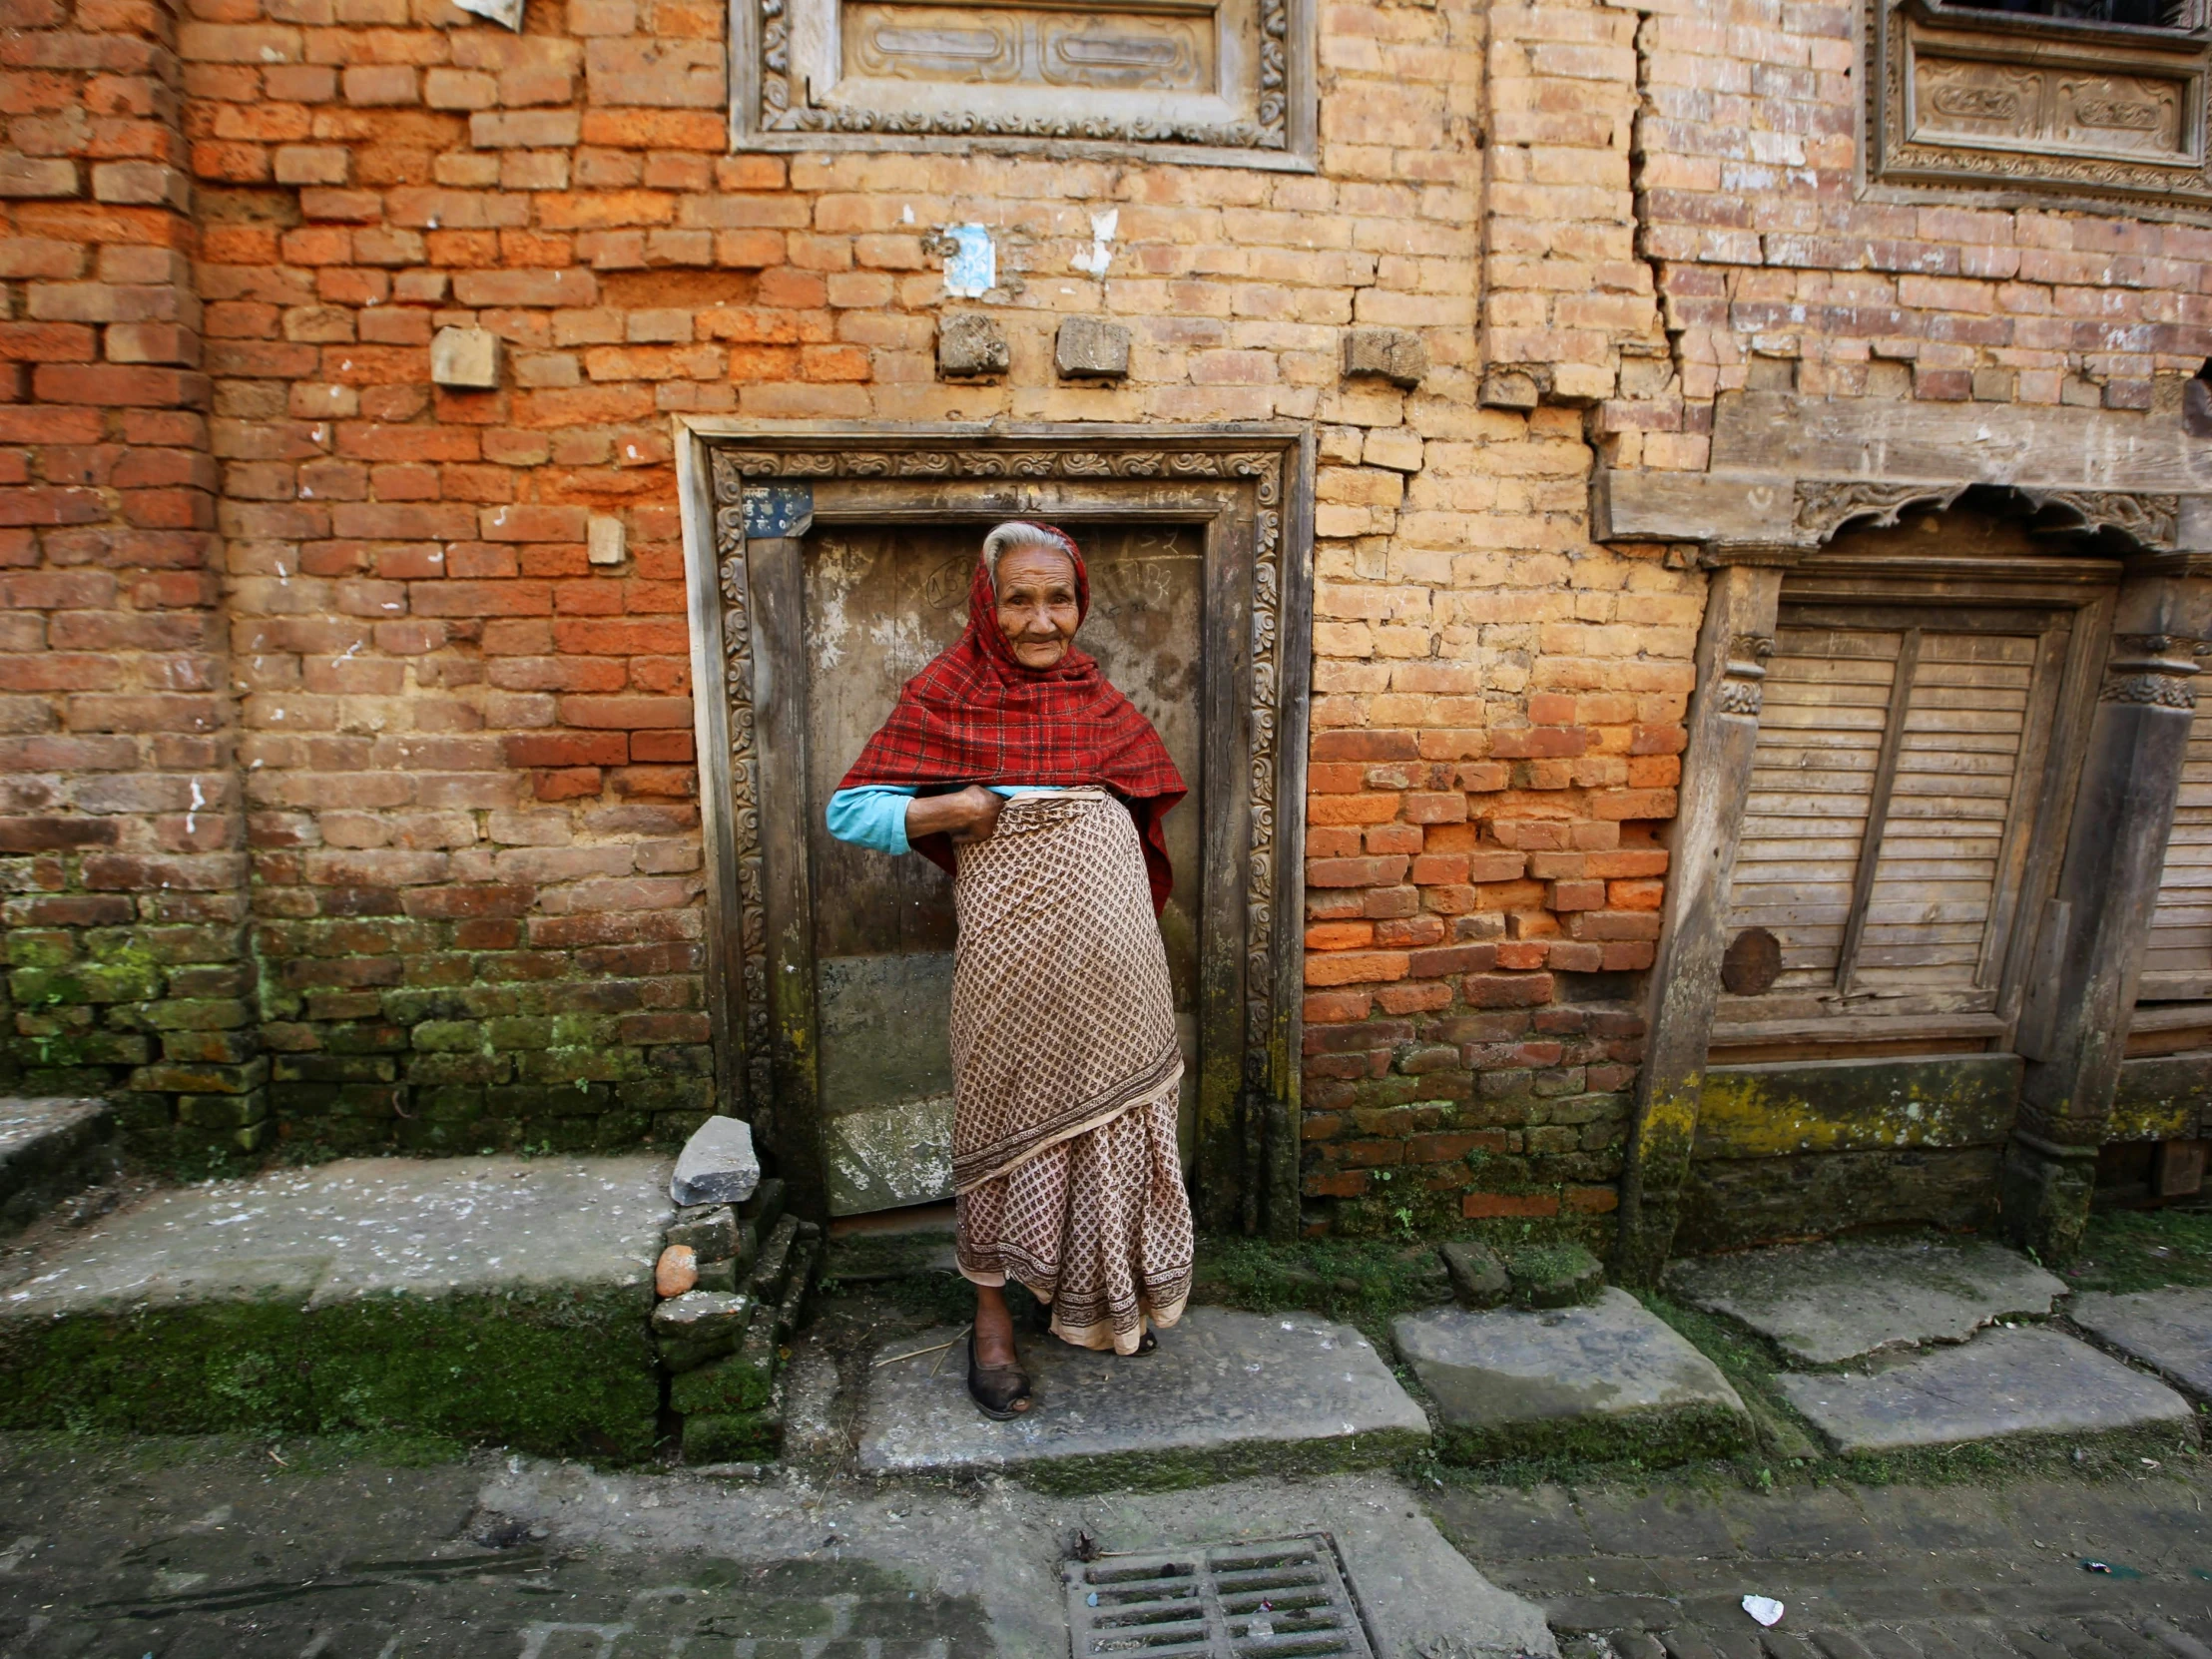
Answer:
[981,521,1075,590]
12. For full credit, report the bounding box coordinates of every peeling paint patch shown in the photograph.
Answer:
[1071,209,1118,278]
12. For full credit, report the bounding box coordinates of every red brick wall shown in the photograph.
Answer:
[0,0,261,1159]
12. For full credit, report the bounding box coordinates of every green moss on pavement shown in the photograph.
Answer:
[2064,1205,2212,1295]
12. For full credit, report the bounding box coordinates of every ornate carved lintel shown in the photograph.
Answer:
[1870,0,2212,213]
[749,0,1304,158]
[1794,479,1967,540]
[2021,488,2181,549]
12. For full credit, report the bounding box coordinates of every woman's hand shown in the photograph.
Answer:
[904,785,1004,845]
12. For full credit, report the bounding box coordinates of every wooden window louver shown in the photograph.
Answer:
[2140,697,2212,1003]
[1716,597,2079,1043]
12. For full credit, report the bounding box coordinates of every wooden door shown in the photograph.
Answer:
[693,428,1313,1238]
[800,521,1207,1215]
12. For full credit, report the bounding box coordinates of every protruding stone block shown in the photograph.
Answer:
[1055,315,1130,379]
[430,324,501,390]
[1342,326,1426,389]
[587,514,625,565]
[652,1289,752,1373]
[1479,367,1542,409]
[671,1114,761,1207]
[937,312,1008,378]
[1439,1241,1508,1309]
[1505,1242,1604,1309]
[666,1203,741,1264]
[0,1097,114,1235]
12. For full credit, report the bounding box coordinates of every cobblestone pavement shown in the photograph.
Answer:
[1432,1463,2212,1659]
[12,1433,2212,1658]
[0,1442,984,1659]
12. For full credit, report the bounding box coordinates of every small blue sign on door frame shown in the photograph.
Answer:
[741,483,814,539]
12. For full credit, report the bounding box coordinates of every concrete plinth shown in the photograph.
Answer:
[2069,1288,2212,1400]
[0,1156,670,1456]
[1777,1327,2196,1455]
[1668,1237,2068,1365]
[856,1307,1428,1491]
[1392,1288,1752,1464]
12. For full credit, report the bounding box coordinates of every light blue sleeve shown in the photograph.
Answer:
[826,786,917,856]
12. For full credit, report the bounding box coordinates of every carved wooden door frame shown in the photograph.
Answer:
[676,420,1316,1236]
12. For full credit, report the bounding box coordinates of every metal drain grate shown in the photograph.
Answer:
[1065,1532,1378,1658]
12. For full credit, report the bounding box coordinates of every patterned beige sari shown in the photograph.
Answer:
[948,789,1194,1355]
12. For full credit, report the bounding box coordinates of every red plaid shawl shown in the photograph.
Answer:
[838,528,1186,912]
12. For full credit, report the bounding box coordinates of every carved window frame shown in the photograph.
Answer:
[1866,0,2212,212]
[675,421,1316,1234]
[1707,552,2118,1060]
[729,0,1317,169]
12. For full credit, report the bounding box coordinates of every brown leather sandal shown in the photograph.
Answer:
[967,1327,1033,1420]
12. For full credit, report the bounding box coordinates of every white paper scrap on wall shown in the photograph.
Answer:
[942,225,996,298]
[455,0,523,30]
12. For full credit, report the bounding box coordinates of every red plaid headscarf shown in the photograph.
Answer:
[838,524,1186,912]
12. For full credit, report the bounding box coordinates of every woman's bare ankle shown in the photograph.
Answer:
[973,1288,1018,1368]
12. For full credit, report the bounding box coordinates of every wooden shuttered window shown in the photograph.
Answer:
[1716,599,2076,1042]
[2140,698,2212,1003]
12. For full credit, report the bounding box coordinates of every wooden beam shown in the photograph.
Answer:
[1613,560,1786,1286]
[2005,570,2212,1262]
[748,533,829,1224]
[1591,470,1802,547]
[1712,392,2212,494]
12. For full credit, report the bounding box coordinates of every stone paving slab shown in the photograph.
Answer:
[1393,1288,1752,1464]
[1776,1327,2196,1454]
[0,1156,671,1455]
[2069,1288,2212,1400]
[1667,1238,2069,1366]
[2,1155,669,1314]
[856,1307,1428,1490]
[0,1096,112,1235]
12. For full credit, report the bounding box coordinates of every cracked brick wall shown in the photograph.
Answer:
[1598,0,2212,460]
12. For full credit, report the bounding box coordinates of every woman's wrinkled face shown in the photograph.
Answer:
[993,544,1081,670]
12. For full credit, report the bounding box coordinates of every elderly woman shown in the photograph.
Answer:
[826,521,1193,1419]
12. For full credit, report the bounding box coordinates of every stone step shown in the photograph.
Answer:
[1776,1326,2198,1455]
[856,1307,1429,1491]
[0,1154,671,1457]
[0,1096,117,1237]
[1393,1288,1754,1465]
[2069,1287,2212,1400]
[1667,1237,2070,1366]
